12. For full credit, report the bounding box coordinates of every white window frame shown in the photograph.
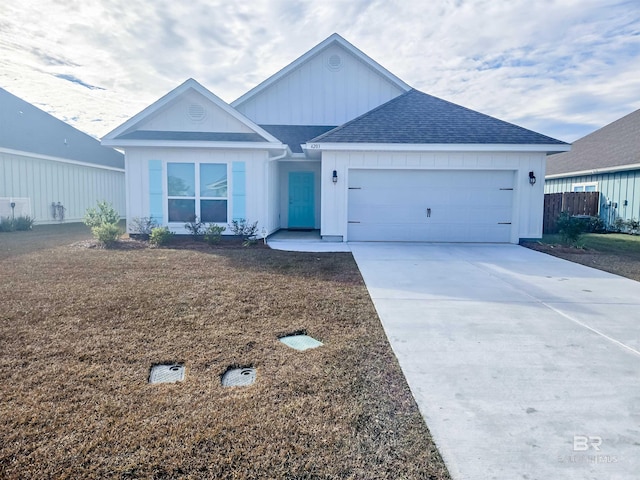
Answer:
[571,181,598,192]
[166,161,229,224]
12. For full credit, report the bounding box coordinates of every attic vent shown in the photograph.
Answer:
[327,54,343,71]
[187,104,206,122]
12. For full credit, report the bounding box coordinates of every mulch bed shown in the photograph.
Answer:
[521,241,640,282]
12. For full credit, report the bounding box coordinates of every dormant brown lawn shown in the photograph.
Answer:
[0,239,450,479]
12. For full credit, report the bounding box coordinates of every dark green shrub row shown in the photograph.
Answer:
[0,215,35,232]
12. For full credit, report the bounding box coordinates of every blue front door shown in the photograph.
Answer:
[288,172,315,229]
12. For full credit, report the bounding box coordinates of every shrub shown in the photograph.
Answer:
[556,211,586,247]
[625,218,639,235]
[586,216,606,233]
[150,226,174,246]
[228,219,258,246]
[12,215,35,231]
[84,201,120,228]
[611,217,626,233]
[0,215,35,232]
[0,216,15,232]
[185,216,205,238]
[130,216,158,237]
[91,223,121,247]
[204,224,226,245]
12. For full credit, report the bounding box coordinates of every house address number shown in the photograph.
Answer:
[308,143,321,149]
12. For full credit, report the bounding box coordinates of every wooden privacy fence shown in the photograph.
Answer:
[543,192,600,234]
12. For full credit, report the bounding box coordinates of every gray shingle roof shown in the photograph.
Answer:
[0,88,123,169]
[546,108,640,176]
[259,125,337,153]
[311,89,567,146]
[116,130,267,142]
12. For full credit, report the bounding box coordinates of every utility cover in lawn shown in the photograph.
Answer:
[279,334,323,351]
[149,364,185,384]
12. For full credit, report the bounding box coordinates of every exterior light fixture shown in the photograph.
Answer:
[332,170,338,184]
[528,171,536,186]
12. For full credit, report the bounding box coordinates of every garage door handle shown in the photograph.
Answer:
[426,208,431,218]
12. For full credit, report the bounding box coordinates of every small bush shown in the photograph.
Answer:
[130,217,158,236]
[150,226,174,247]
[185,216,205,239]
[586,216,606,233]
[0,215,35,232]
[228,219,258,246]
[12,215,35,231]
[0,216,15,232]
[625,218,639,235]
[204,224,226,245]
[611,217,626,233]
[91,223,121,247]
[84,201,120,228]
[556,211,586,247]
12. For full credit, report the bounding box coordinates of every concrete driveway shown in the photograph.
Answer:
[350,243,640,480]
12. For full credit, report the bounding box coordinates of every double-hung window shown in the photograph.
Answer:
[167,162,228,223]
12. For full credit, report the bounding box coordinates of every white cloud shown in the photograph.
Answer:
[1,0,639,142]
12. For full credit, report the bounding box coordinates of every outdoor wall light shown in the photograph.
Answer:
[332,170,338,184]
[529,171,536,186]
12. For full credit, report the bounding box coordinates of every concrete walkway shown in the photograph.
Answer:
[349,243,640,480]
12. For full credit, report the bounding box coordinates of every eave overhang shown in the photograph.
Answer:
[302,142,571,158]
[546,162,640,179]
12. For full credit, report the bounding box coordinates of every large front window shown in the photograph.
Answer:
[167,162,227,223]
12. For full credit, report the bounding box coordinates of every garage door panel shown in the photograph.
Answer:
[347,169,514,242]
[348,222,511,242]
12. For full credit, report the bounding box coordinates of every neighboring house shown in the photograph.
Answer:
[545,109,640,227]
[103,33,568,243]
[0,88,125,223]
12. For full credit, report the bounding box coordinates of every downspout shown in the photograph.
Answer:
[265,147,290,238]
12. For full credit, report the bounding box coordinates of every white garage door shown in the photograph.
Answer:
[347,169,514,242]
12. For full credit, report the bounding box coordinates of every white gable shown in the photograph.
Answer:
[233,34,410,126]
[136,89,254,134]
[103,79,283,148]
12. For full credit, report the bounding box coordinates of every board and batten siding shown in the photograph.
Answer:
[136,90,255,134]
[545,169,640,224]
[124,147,270,234]
[320,150,547,243]
[234,44,405,126]
[0,149,125,224]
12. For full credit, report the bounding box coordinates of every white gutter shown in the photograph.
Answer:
[268,148,290,161]
[546,162,640,179]
[101,139,287,150]
[302,142,571,153]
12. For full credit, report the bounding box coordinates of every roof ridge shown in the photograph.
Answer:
[310,88,567,146]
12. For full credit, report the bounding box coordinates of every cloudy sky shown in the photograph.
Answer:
[1,0,639,142]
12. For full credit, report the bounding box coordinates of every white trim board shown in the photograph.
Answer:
[546,162,640,179]
[0,147,125,172]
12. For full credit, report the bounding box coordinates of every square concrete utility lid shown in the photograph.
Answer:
[149,364,185,384]
[279,334,323,351]
[221,367,256,387]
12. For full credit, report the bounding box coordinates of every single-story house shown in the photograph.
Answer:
[0,87,125,223]
[545,108,640,227]
[103,33,568,243]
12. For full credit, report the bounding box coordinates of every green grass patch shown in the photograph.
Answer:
[541,233,640,257]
